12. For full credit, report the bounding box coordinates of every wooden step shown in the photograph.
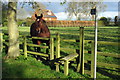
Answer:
[61,53,78,61]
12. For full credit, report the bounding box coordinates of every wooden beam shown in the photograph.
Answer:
[50,38,54,60]
[27,43,49,48]
[24,36,27,58]
[91,41,95,78]
[56,33,60,58]
[77,27,84,74]
[61,53,78,61]
[27,51,49,57]
[64,60,69,76]
[32,37,50,40]
[55,33,60,72]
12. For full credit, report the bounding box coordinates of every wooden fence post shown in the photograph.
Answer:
[91,41,95,78]
[0,33,3,54]
[56,33,60,72]
[50,37,54,60]
[77,27,84,74]
[24,36,27,58]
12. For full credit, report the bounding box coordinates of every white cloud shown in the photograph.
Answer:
[55,11,119,20]
[98,11,118,19]
[54,12,69,20]
[54,12,92,20]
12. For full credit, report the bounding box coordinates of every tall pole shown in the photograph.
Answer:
[94,7,97,78]
[91,6,97,79]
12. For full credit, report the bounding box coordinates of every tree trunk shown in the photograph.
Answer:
[7,2,20,58]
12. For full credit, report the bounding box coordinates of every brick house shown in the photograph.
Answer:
[32,9,57,21]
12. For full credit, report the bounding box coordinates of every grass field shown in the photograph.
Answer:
[2,26,120,79]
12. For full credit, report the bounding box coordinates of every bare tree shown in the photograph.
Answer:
[17,2,46,19]
[65,2,107,20]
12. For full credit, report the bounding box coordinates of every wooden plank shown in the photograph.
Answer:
[60,33,79,36]
[0,33,3,53]
[27,43,49,49]
[97,41,120,46]
[24,36,27,58]
[61,53,78,61]
[97,62,120,68]
[56,33,60,72]
[27,51,49,57]
[56,64,59,72]
[20,49,23,52]
[77,27,84,74]
[61,48,79,52]
[97,52,120,58]
[50,38,54,60]
[62,39,91,43]
[62,39,78,42]
[54,61,70,65]
[56,33,60,58]
[64,60,69,76]
[59,48,89,54]
[32,37,50,40]
[91,41,95,78]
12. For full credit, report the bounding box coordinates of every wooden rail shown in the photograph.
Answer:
[97,41,120,46]
[27,51,49,57]
[97,62,120,68]
[27,43,49,48]
[23,36,54,60]
[54,35,120,77]
[97,52,120,58]
[90,41,120,78]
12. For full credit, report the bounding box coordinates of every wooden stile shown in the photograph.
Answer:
[62,53,78,76]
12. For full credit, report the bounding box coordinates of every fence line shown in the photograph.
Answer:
[2,30,120,77]
[46,20,94,27]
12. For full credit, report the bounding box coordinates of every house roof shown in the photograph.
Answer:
[32,9,57,20]
[42,9,57,18]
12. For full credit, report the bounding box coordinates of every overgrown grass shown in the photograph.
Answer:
[2,26,120,79]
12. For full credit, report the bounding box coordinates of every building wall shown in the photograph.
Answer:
[43,17,57,21]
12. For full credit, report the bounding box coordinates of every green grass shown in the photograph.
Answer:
[2,26,120,79]
[2,53,87,78]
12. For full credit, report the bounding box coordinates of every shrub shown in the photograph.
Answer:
[98,21,105,27]
[99,17,109,26]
